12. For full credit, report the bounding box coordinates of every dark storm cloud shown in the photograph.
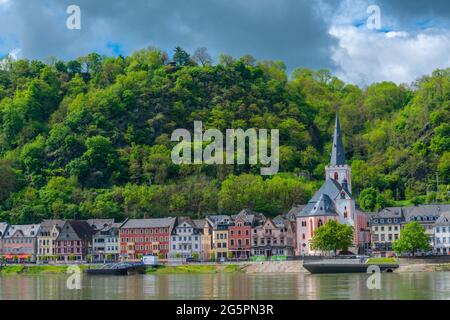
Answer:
[0,0,341,70]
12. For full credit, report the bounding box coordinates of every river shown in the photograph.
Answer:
[0,272,449,300]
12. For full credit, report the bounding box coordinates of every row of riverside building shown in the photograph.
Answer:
[0,210,296,263]
[1,113,449,263]
[1,204,449,263]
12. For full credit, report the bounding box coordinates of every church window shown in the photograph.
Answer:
[344,211,348,219]
[341,192,346,199]
[334,172,339,180]
[318,219,323,227]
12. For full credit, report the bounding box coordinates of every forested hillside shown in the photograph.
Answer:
[0,47,449,224]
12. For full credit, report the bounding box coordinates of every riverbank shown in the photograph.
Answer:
[145,264,244,274]
[0,265,72,275]
[2,259,450,275]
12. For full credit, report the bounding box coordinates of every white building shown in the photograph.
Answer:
[89,220,122,262]
[170,217,202,259]
[433,212,450,255]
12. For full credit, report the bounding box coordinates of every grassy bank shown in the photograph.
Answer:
[367,258,398,264]
[145,264,244,274]
[0,265,90,275]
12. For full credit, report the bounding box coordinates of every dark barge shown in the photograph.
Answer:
[85,263,142,276]
[303,259,399,274]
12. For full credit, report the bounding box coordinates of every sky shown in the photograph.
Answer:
[1,0,450,86]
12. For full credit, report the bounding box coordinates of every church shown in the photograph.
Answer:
[295,113,370,255]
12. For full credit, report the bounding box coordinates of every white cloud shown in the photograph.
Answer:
[329,25,450,85]
[9,48,21,60]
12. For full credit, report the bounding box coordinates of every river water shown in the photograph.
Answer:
[0,272,449,300]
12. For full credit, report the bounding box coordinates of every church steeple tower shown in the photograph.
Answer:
[325,112,352,193]
[330,113,345,166]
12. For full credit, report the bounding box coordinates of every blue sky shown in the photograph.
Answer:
[1,0,450,85]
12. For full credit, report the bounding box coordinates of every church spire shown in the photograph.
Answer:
[330,112,345,166]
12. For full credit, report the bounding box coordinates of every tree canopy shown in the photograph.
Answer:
[310,220,354,255]
[0,46,449,223]
[392,222,431,256]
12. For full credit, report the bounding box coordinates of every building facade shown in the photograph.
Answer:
[369,208,404,257]
[251,216,295,257]
[170,217,202,259]
[0,222,9,256]
[92,222,122,262]
[433,212,450,255]
[228,210,264,259]
[55,221,95,262]
[2,225,40,262]
[37,220,65,262]
[119,218,175,260]
[193,219,213,260]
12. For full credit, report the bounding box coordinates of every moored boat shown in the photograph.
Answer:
[303,258,399,274]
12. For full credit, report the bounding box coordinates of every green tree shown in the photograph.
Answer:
[392,222,430,256]
[310,220,354,255]
[173,47,192,67]
[0,159,17,201]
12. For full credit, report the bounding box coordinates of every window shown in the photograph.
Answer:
[334,172,339,180]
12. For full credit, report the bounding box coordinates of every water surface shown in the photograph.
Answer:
[0,272,449,300]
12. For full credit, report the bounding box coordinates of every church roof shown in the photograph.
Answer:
[330,113,345,166]
[298,194,339,217]
[296,178,351,218]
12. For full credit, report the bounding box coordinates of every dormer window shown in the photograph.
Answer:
[341,192,346,199]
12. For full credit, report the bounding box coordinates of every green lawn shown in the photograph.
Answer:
[367,258,397,264]
[145,264,243,274]
[0,265,84,275]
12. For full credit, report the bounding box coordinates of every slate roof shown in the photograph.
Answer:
[193,219,207,229]
[330,113,346,166]
[206,215,232,227]
[297,179,347,217]
[120,218,176,229]
[403,204,450,221]
[38,220,65,235]
[435,212,450,227]
[4,224,40,238]
[285,205,305,221]
[87,219,115,231]
[371,207,405,219]
[176,217,197,229]
[56,221,96,241]
[272,216,291,229]
[0,222,9,238]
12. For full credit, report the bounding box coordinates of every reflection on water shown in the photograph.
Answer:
[0,272,449,300]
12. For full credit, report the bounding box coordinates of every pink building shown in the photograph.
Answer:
[2,224,40,262]
[294,113,370,255]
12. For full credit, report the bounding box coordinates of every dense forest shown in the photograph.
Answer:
[0,47,449,224]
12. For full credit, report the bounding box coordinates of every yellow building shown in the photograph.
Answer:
[207,216,232,260]
[37,220,65,261]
